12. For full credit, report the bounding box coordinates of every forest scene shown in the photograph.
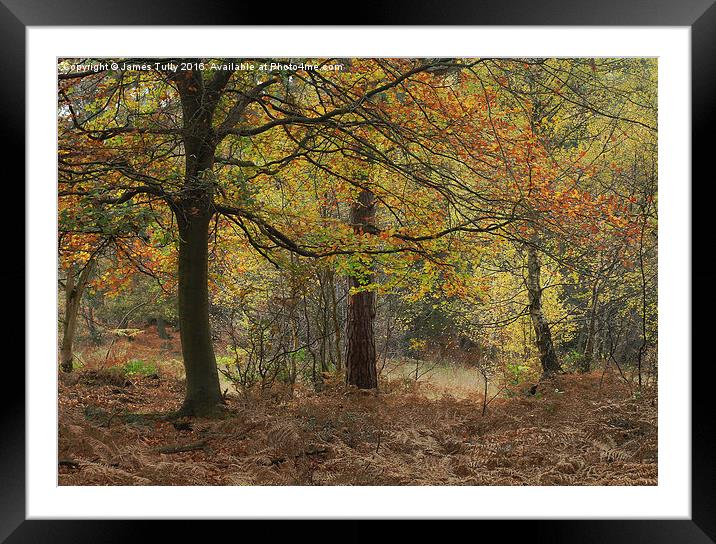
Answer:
[58,57,657,486]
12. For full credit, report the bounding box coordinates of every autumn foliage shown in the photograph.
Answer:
[57,57,657,485]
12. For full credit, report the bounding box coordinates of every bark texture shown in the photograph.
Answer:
[345,189,378,389]
[176,209,222,416]
[156,316,169,340]
[60,261,94,373]
[172,68,227,415]
[526,242,561,378]
[582,280,600,372]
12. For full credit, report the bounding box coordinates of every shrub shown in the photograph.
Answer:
[505,361,530,385]
[562,350,586,372]
[122,359,158,377]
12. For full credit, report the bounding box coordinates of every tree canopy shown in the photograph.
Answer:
[58,57,657,415]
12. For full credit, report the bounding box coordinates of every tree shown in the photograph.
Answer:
[345,188,378,388]
[59,257,96,372]
[525,238,561,377]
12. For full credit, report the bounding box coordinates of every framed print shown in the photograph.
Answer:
[4,0,714,540]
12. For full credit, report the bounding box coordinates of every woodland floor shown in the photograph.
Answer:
[59,338,657,486]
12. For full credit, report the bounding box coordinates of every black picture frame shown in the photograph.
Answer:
[4,0,712,539]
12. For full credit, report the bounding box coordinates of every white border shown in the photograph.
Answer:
[27,27,690,519]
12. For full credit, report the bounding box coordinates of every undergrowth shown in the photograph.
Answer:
[58,364,657,486]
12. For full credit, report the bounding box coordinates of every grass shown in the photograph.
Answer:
[74,328,517,400]
[380,359,505,399]
[122,359,158,377]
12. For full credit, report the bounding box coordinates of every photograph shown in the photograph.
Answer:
[0,0,707,535]
[56,56,659,487]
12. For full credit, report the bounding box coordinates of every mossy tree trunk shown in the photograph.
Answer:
[175,206,222,416]
[172,68,227,416]
[60,260,94,372]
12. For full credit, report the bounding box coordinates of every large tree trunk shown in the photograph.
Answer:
[345,189,378,389]
[60,261,94,372]
[526,242,561,378]
[176,208,222,416]
[173,68,225,416]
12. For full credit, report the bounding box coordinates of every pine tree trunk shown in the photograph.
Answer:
[176,208,222,416]
[526,242,561,378]
[346,286,377,388]
[345,189,378,389]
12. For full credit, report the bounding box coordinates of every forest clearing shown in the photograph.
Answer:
[58,57,657,486]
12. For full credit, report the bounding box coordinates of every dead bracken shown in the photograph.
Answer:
[59,369,656,486]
